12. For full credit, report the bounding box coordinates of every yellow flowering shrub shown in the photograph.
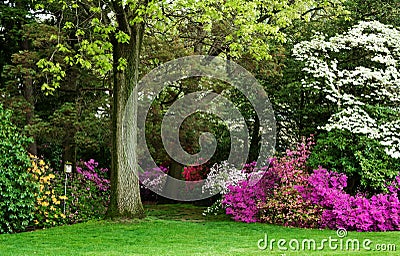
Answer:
[28,154,67,227]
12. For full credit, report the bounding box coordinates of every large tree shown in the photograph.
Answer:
[37,0,346,217]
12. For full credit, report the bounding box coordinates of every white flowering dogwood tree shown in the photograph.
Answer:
[293,21,400,159]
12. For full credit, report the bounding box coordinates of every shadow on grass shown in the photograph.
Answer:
[144,203,231,222]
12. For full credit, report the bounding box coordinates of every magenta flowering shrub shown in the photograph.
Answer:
[222,136,318,225]
[223,136,323,227]
[388,175,400,196]
[222,169,278,223]
[209,134,400,231]
[66,159,110,223]
[223,181,262,223]
[76,159,110,191]
[295,167,347,208]
[297,168,400,231]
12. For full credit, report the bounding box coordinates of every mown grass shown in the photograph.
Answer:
[0,204,399,255]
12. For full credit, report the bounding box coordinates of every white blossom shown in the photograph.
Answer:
[202,161,248,194]
[293,21,400,158]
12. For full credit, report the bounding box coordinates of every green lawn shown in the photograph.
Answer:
[0,204,399,255]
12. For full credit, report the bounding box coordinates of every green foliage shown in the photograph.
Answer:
[36,59,65,92]
[1,20,111,171]
[25,0,350,173]
[36,0,349,94]
[262,60,333,151]
[1,23,60,133]
[0,105,37,233]
[308,130,400,194]
[0,0,33,86]
[143,77,234,165]
[29,156,110,228]
[29,99,111,167]
[344,0,400,27]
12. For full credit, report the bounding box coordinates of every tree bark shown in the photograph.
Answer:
[107,3,146,218]
[247,114,260,163]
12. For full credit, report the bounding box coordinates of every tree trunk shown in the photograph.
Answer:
[247,114,260,163]
[162,159,183,201]
[107,4,146,218]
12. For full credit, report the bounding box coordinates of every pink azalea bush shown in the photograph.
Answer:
[216,135,400,231]
[222,169,278,223]
[297,167,400,231]
[67,159,110,223]
[76,159,110,191]
[222,136,317,225]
